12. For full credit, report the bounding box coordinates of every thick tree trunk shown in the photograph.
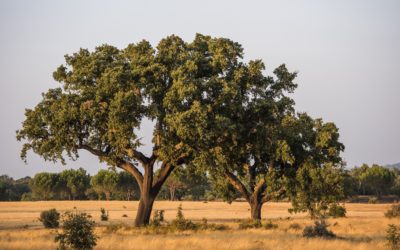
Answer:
[250,200,263,220]
[134,194,155,227]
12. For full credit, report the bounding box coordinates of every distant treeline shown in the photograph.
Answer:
[0,167,212,201]
[1,163,399,202]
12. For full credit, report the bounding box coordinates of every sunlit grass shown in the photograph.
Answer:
[0,201,395,249]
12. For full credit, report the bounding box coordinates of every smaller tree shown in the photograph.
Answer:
[91,169,119,200]
[117,171,139,201]
[360,164,395,198]
[30,172,59,200]
[60,168,91,200]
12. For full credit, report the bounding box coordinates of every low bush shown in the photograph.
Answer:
[386,204,400,218]
[264,220,278,230]
[100,208,108,221]
[328,204,346,218]
[170,205,197,231]
[302,220,335,238]
[39,208,60,228]
[149,210,165,228]
[55,211,97,250]
[238,219,262,229]
[288,222,301,230]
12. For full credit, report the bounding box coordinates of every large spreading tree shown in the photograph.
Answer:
[17,34,266,226]
[17,33,344,224]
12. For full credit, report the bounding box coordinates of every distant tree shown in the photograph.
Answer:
[342,170,358,197]
[349,164,370,195]
[30,172,59,200]
[360,164,395,197]
[161,170,186,201]
[0,175,12,201]
[59,168,90,200]
[117,171,140,200]
[91,170,119,200]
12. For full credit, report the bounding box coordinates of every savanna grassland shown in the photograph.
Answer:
[0,201,396,250]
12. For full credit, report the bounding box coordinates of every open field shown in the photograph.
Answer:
[0,201,397,249]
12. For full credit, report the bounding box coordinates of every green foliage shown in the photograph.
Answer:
[91,170,119,200]
[30,172,60,200]
[149,210,165,227]
[0,175,31,201]
[302,219,335,238]
[116,171,139,201]
[327,204,346,218]
[59,168,90,200]
[158,167,210,201]
[385,204,400,218]
[39,208,60,228]
[387,224,400,250]
[288,162,344,218]
[100,208,108,221]
[55,211,97,250]
[360,164,396,197]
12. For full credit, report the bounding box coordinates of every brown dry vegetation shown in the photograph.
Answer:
[0,201,396,249]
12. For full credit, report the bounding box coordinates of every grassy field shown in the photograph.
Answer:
[0,201,396,249]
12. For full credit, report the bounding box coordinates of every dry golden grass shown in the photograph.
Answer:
[0,201,396,249]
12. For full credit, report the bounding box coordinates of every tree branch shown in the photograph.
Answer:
[262,189,286,203]
[224,168,251,202]
[119,161,144,192]
[125,148,150,166]
[79,144,108,158]
[151,155,186,197]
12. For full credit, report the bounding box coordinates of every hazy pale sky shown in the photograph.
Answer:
[0,0,399,178]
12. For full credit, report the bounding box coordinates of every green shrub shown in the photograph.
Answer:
[39,209,60,228]
[55,211,97,250]
[302,220,335,238]
[100,208,108,221]
[149,210,165,227]
[386,204,400,218]
[387,224,400,250]
[264,220,278,230]
[170,205,197,231]
[238,219,262,229]
[328,204,346,218]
